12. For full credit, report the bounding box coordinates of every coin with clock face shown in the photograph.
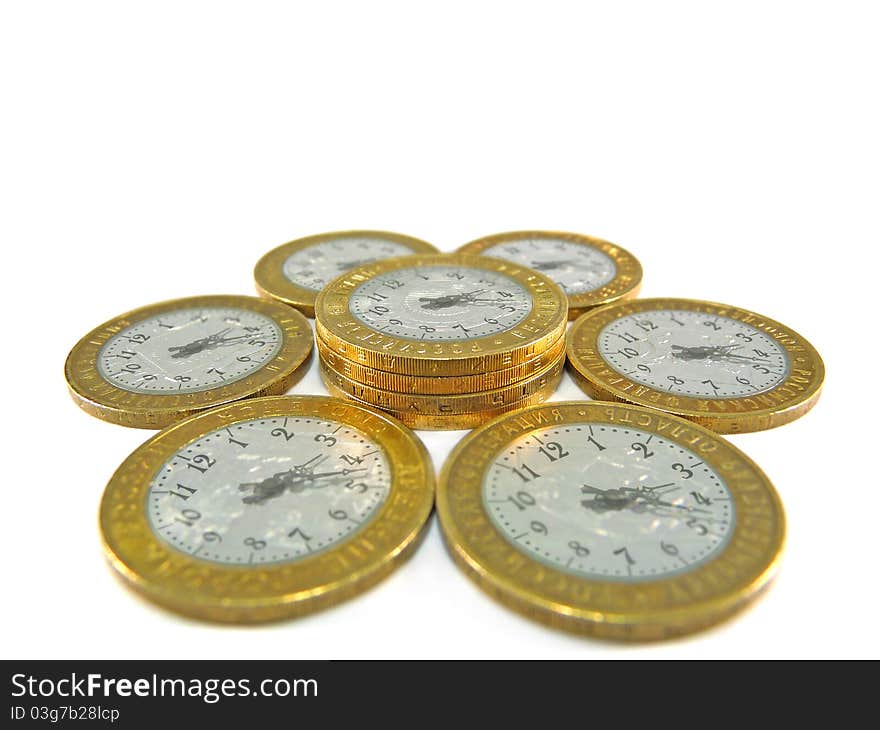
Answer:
[65,295,313,428]
[254,230,438,317]
[457,231,642,319]
[315,253,568,376]
[566,298,824,433]
[348,264,534,341]
[437,401,785,641]
[100,395,434,622]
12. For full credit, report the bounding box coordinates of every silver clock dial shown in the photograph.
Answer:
[147,417,390,565]
[483,423,735,582]
[97,307,283,394]
[283,236,419,292]
[598,310,790,398]
[349,265,533,341]
[480,236,617,294]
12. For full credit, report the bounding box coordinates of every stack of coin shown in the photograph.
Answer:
[314,253,569,429]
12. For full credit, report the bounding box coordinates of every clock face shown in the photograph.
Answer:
[97,307,283,394]
[147,416,391,565]
[598,310,790,398]
[348,265,533,341]
[483,423,735,582]
[479,236,617,294]
[283,236,419,292]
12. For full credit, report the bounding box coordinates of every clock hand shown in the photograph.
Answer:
[336,258,376,270]
[417,290,488,310]
[239,465,367,504]
[530,259,575,271]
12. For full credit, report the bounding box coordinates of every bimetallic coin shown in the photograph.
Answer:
[315,254,568,376]
[254,230,438,317]
[65,295,313,428]
[437,401,785,640]
[457,231,642,319]
[566,298,824,433]
[100,395,435,622]
[322,377,563,431]
[316,332,566,394]
[319,352,564,416]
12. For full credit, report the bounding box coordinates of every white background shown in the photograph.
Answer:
[2,1,877,659]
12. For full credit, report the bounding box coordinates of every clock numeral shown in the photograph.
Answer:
[507,490,536,511]
[170,483,197,500]
[754,348,770,358]
[339,454,365,466]
[484,317,499,325]
[203,531,222,543]
[587,435,606,451]
[244,537,267,550]
[270,427,295,441]
[186,454,216,473]
[691,491,713,506]
[538,442,570,462]
[631,441,654,459]
[367,306,389,316]
[636,320,658,332]
[512,464,540,483]
[614,547,636,566]
[615,331,640,344]
[365,292,388,302]
[568,540,590,557]
[530,520,548,535]
[753,364,771,374]
[120,363,141,374]
[382,279,404,290]
[617,347,640,359]
[735,332,753,343]
[287,527,312,541]
[687,518,709,536]
[120,333,150,344]
[314,434,337,447]
[344,480,369,494]
[667,376,684,386]
[389,319,403,325]
[660,541,679,556]
[328,509,349,521]
[701,379,720,393]
[175,509,201,527]
[671,463,694,479]
[703,320,721,331]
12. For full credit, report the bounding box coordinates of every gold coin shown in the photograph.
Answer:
[566,298,824,434]
[315,253,568,376]
[100,395,435,623]
[436,400,785,640]
[254,230,438,317]
[457,230,642,319]
[322,377,563,431]
[65,295,314,429]
[319,350,565,415]
[316,331,566,394]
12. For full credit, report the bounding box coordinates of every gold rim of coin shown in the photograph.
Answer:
[316,331,566,394]
[254,230,438,317]
[319,351,564,414]
[566,298,824,434]
[436,400,786,641]
[314,253,568,376]
[457,230,642,319]
[100,395,435,623]
[65,295,314,429]
[322,378,564,431]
